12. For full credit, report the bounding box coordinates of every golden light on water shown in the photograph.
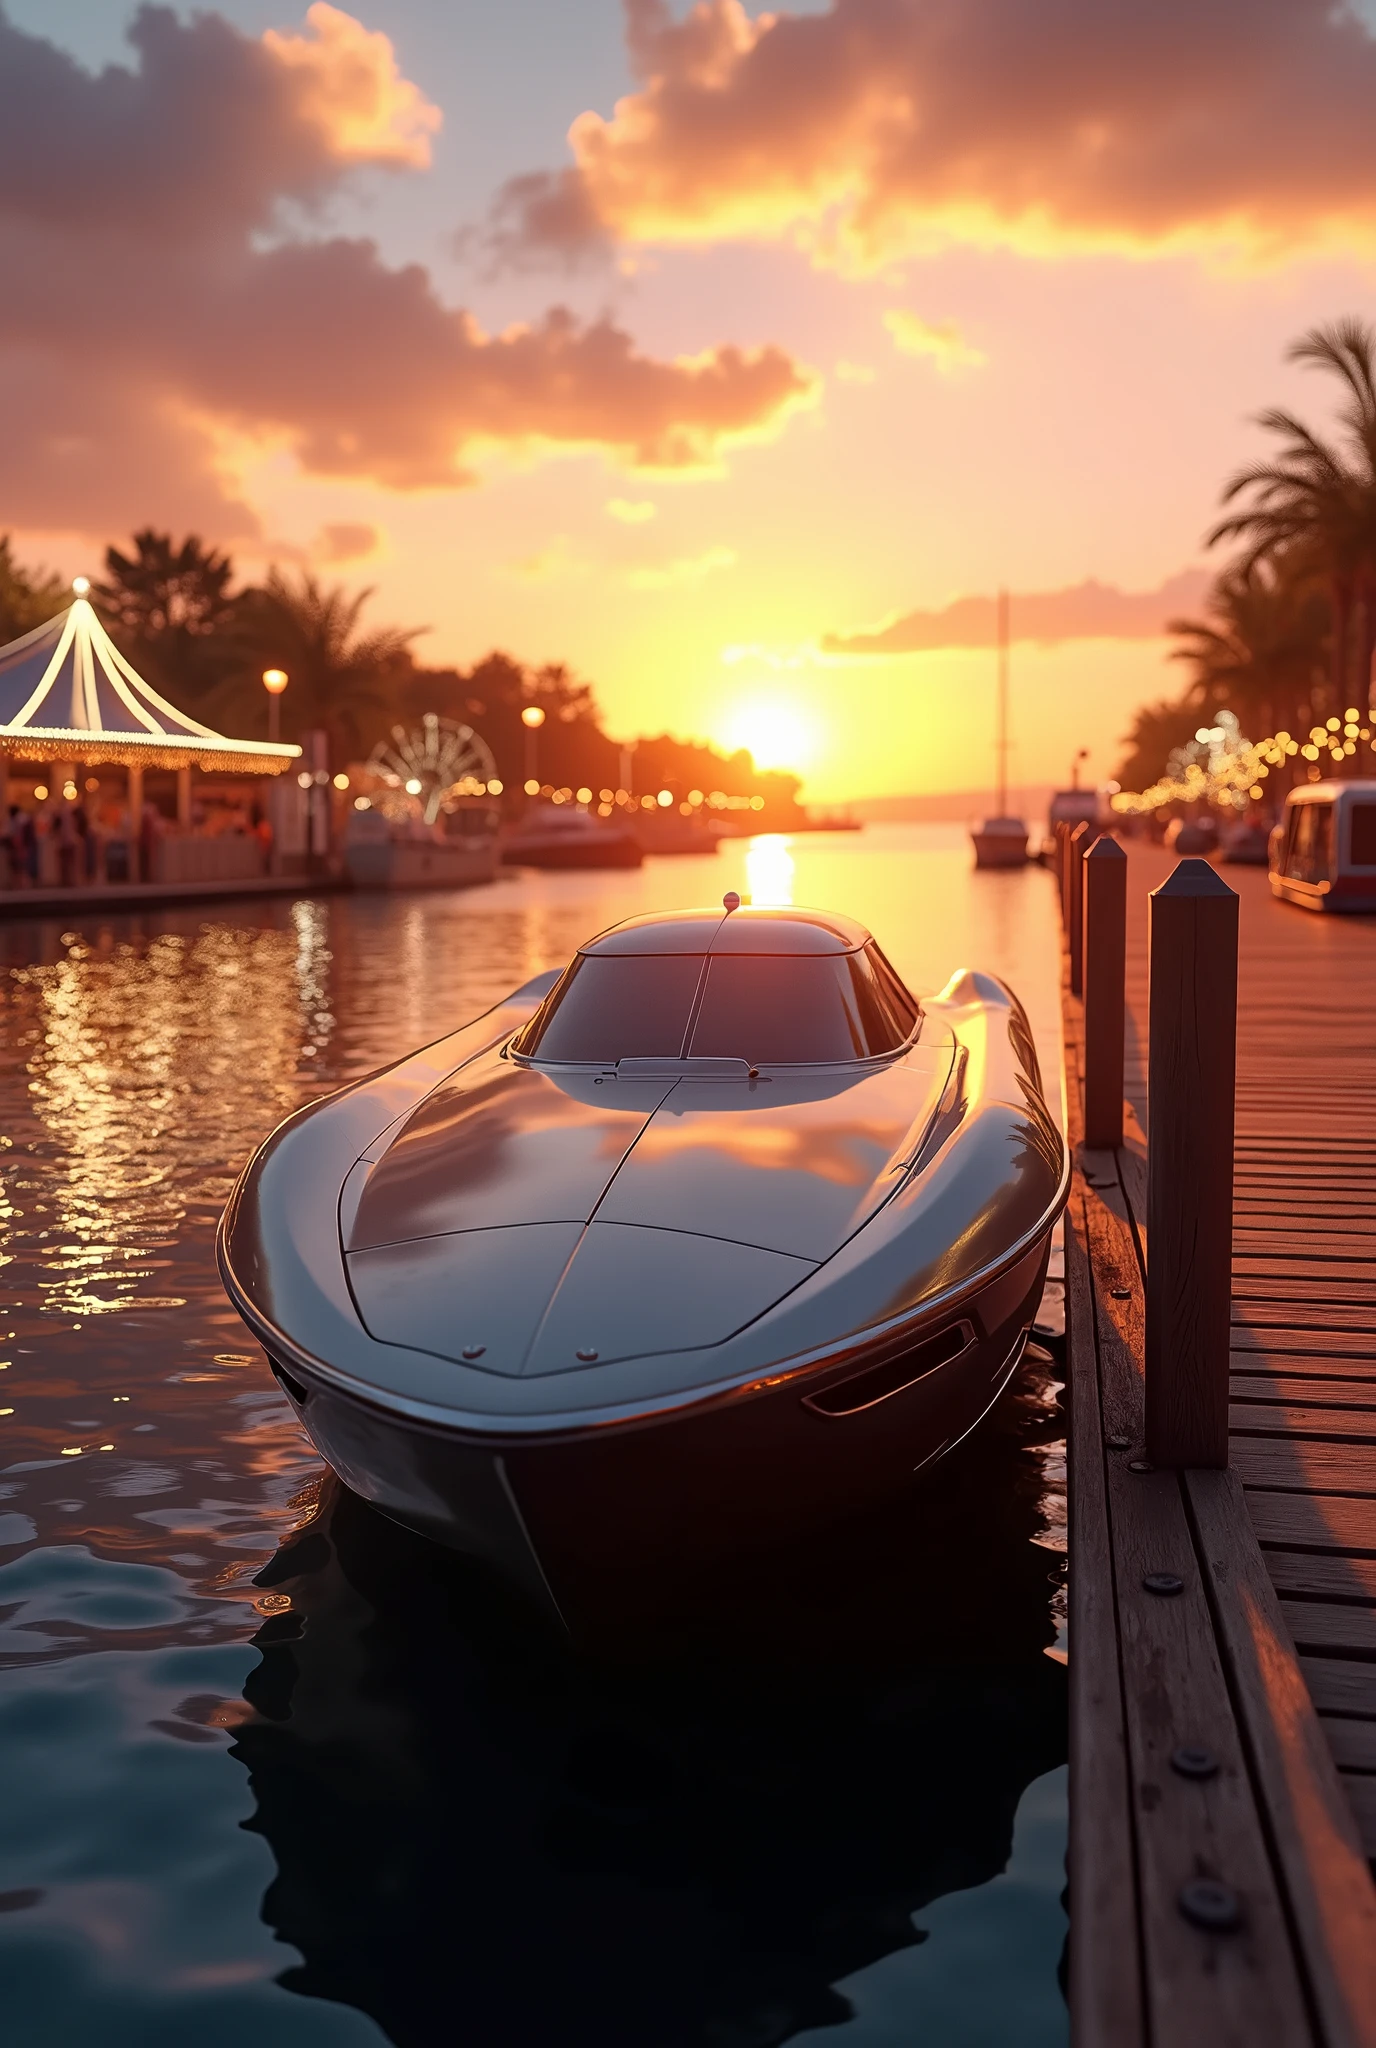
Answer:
[745,835,796,905]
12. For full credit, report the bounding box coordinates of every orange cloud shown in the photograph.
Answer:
[883,311,985,373]
[315,521,380,561]
[624,544,737,589]
[824,570,1210,655]
[263,2,442,168]
[0,7,811,539]
[495,0,1376,268]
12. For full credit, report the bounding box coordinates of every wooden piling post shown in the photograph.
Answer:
[1057,822,1071,928]
[1082,835,1126,1148]
[1068,820,1090,995]
[1145,857,1238,1469]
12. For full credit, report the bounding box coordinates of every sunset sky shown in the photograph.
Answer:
[7,0,1376,800]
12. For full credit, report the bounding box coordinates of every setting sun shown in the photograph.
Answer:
[722,699,820,773]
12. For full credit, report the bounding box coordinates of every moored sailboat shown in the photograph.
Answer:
[971,589,1029,869]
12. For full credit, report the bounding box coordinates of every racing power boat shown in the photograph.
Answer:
[218,900,1067,1628]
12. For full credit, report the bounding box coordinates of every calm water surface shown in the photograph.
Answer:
[0,824,1069,2047]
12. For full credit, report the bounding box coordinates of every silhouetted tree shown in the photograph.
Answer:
[1167,557,1329,743]
[1114,698,1213,797]
[1212,319,1376,710]
[94,530,239,703]
[0,535,67,641]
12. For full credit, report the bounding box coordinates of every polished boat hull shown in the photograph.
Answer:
[262,1234,1047,1629]
[219,911,1066,1629]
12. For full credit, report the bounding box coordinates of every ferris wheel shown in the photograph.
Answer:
[367,713,498,824]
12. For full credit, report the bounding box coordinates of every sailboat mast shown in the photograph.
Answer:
[996,587,1009,818]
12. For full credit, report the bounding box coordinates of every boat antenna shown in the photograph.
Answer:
[995,587,1009,819]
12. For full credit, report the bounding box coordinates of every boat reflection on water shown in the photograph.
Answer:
[230,1350,1067,2048]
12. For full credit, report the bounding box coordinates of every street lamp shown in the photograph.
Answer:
[262,668,288,744]
[521,702,545,794]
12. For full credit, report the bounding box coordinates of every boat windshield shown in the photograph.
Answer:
[515,945,918,1064]
[1284,801,1334,884]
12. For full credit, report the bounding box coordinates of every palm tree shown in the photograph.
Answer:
[1167,556,1330,747]
[225,570,425,761]
[94,530,239,703]
[1211,319,1376,711]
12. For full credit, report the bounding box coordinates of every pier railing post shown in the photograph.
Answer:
[1068,821,1090,995]
[1145,857,1238,1469]
[1056,819,1072,925]
[1057,823,1071,927]
[1082,835,1126,1148]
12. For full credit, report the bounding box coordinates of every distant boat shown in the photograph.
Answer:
[345,807,497,891]
[971,590,1029,869]
[500,802,643,870]
[630,807,722,857]
[799,809,863,834]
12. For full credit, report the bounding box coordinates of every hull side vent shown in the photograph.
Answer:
[804,1321,973,1417]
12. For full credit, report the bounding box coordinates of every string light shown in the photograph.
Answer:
[1114,705,1374,817]
[0,597,299,775]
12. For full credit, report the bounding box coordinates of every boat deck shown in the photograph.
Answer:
[1063,841,1376,2046]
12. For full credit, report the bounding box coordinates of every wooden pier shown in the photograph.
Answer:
[1061,837,1376,2047]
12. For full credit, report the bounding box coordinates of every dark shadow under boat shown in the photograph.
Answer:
[229,1348,1069,2048]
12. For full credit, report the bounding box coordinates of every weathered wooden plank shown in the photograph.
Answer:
[1188,1471,1376,2048]
[1079,855,1376,2040]
[1246,1491,1376,1555]
[1231,1328,1376,1352]
[1062,998,1147,2048]
[1302,1658,1376,1719]
[1228,1351,1376,1384]
[1232,1438,1376,1497]
[1279,1599,1376,1655]
[1230,1405,1376,1444]
[1321,1720,1376,1772]
[1235,1234,1376,1261]
[1264,1552,1376,1604]
[1233,1381,1376,1410]
[1066,1182,1146,2048]
[1339,1775,1376,1861]
[1232,1272,1376,1298]
[1085,1157,1312,2045]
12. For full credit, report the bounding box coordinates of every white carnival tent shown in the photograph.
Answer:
[0,584,299,776]
[0,583,300,880]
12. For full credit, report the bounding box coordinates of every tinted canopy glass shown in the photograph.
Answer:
[515,943,919,1064]
[514,955,703,1062]
[689,948,916,1063]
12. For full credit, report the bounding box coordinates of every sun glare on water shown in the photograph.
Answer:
[723,699,818,772]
